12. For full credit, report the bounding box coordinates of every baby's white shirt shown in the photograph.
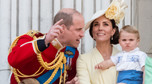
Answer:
[111,47,147,71]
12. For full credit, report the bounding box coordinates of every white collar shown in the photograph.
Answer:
[123,47,139,53]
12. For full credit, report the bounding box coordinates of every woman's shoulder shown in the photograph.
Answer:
[77,48,99,65]
[81,48,96,55]
[112,46,120,55]
[79,48,97,59]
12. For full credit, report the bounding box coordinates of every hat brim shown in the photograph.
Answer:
[84,10,107,30]
[84,0,127,30]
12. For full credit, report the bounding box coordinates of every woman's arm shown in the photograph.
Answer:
[76,55,91,84]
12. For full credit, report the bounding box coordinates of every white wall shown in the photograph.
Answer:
[0,0,139,83]
[137,0,152,57]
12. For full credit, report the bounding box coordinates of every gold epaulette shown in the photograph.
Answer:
[8,30,40,53]
[26,30,39,38]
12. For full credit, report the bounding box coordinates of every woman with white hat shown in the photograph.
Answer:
[76,0,127,84]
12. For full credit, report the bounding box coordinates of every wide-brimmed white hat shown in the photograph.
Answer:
[84,0,128,30]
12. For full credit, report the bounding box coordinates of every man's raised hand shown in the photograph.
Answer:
[45,19,64,45]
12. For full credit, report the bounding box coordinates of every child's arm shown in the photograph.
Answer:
[95,59,115,70]
[142,66,145,84]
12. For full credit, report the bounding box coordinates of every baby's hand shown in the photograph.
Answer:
[95,62,106,70]
[95,60,114,70]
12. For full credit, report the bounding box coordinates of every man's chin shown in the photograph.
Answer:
[72,45,78,48]
[72,46,77,48]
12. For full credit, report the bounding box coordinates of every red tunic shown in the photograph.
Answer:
[8,33,79,84]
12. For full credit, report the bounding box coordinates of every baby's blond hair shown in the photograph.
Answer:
[120,25,140,39]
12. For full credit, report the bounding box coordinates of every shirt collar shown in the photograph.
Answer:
[123,47,139,53]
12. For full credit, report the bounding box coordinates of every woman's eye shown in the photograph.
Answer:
[93,24,99,26]
[104,23,109,26]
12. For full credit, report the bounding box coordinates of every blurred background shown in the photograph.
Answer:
[0,0,152,83]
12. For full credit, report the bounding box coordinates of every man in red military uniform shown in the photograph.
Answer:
[8,8,84,84]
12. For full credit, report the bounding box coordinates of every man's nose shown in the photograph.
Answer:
[80,30,84,38]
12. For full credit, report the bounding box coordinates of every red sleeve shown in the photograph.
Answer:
[8,34,59,68]
[40,43,58,62]
[8,35,37,68]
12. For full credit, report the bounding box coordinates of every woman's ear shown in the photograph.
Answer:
[118,38,121,43]
[111,28,116,36]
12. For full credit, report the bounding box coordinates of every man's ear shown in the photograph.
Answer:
[61,24,67,30]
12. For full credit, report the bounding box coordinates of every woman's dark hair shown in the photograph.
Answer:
[89,19,119,44]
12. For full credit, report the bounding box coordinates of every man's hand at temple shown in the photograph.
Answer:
[45,19,64,46]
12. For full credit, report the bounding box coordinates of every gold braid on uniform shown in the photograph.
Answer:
[9,30,67,84]
[37,48,67,84]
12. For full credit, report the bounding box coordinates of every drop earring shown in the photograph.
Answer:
[111,36,113,40]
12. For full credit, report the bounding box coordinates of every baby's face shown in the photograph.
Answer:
[119,31,139,52]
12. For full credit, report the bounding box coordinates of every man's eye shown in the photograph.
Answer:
[76,28,83,31]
